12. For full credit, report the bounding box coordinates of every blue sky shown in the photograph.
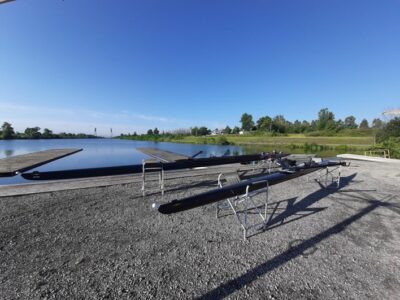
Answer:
[1,0,399,135]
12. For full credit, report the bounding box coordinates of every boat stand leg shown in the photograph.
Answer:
[264,182,269,230]
[227,198,248,240]
[217,180,270,241]
[142,160,146,196]
[337,165,341,188]
[266,190,268,219]
[325,168,328,186]
[160,169,164,196]
[242,195,249,241]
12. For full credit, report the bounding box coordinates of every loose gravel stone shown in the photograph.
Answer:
[0,160,399,299]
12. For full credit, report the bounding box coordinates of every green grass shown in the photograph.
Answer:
[172,134,373,147]
[120,133,374,157]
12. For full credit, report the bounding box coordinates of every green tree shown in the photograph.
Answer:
[1,122,15,139]
[376,117,400,142]
[191,126,199,136]
[153,127,159,135]
[222,126,232,134]
[147,129,153,135]
[301,120,311,132]
[197,126,210,136]
[359,119,369,129]
[344,116,357,129]
[384,117,400,136]
[240,113,254,131]
[232,126,240,134]
[42,128,53,138]
[335,119,345,131]
[310,120,317,131]
[317,108,336,131]
[24,127,41,139]
[272,115,288,133]
[372,118,384,129]
[256,116,272,131]
[292,120,302,133]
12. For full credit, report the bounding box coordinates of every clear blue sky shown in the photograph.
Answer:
[1,0,399,135]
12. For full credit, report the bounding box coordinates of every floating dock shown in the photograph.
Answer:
[137,147,190,162]
[0,148,82,177]
[337,153,400,164]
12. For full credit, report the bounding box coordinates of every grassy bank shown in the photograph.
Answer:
[202,134,372,146]
[120,133,373,146]
[119,133,374,156]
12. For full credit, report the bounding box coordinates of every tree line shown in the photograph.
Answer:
[237,109,382,134]
[131,108,386,138]
[0,122,97,139]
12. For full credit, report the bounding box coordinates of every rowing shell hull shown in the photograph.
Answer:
[156,161,345,214]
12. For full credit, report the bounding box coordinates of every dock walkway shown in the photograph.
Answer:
[137,147,190,162]
[0,148,82,177]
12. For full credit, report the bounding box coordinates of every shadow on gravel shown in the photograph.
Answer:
[263,173,358,232]
[196,172,396,300]
[335,191,400,215]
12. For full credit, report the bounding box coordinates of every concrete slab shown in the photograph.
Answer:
[337,153,400,163]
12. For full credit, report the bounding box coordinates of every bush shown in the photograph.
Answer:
[216,136,231,145]
[306,130,336,137]
[335,145,349,152]
[381,137,400,158]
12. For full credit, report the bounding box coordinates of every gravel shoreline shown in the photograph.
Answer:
[1,160,399,299]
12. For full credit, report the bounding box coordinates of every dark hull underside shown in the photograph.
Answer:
[156,161,345,214]
[21,153,286,180]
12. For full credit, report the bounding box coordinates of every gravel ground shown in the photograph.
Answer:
[0,160,399,299]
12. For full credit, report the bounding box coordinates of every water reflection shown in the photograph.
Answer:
[4,150,14,157]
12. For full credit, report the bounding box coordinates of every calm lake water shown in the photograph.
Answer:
[0,139,246,185]
[0,138,342,185]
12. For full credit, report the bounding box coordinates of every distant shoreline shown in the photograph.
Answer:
[0,136,102,141]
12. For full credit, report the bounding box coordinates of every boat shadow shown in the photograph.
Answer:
[195,172,400,300]
[220,173,357,238]
[264,173,358,231]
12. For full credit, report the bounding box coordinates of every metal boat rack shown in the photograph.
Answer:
[216,172,269,241]
[216,163,343,241]
[308,164,343,188]
[141,159,165,196]
[251,159,274,173]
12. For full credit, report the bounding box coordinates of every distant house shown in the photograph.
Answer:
[210,129,222,136]
[239,130,244,135]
